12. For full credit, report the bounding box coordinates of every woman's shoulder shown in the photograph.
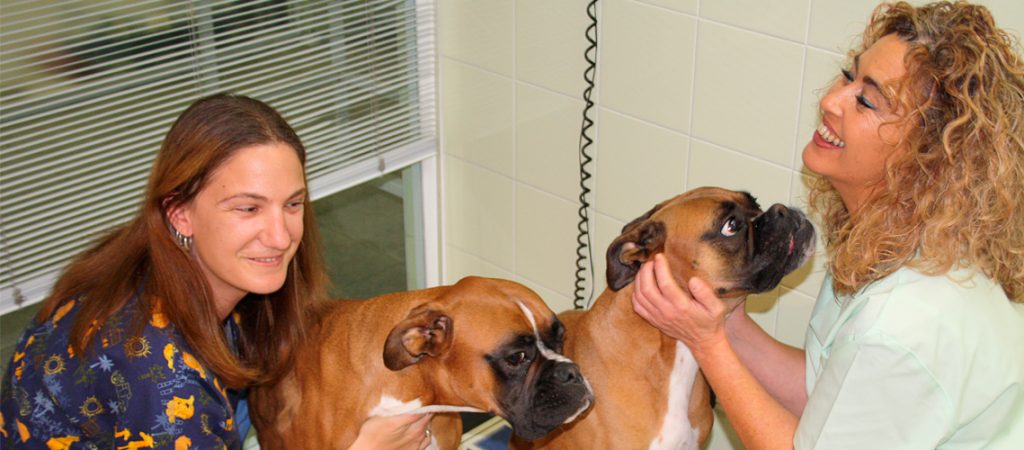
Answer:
[869,266,1017,320]
[11,295,216,392]
[827,266,1022,350]
[852,265,1024,358]
[89,298,223,389]
[4,297,239,447]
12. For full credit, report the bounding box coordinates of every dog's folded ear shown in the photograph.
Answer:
[383,307,454,371]
[606,219,667,292]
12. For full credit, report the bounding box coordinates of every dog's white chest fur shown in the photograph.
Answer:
[648,342,701,450]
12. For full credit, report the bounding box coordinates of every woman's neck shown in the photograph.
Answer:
[213,290,246,321]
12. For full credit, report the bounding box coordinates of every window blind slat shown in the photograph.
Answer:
[0,0,263,50]
[2,2,415,119]
[3,67,428,194]
[3,35,421,159]
[3,84,430,214]
[2,1,344,82]
[6,178,148,249]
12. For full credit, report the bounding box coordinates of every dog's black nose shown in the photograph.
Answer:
[551,363,584,385]
[768,204,789,219]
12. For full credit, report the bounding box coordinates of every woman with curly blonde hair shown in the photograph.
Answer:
[631,1,1024,448]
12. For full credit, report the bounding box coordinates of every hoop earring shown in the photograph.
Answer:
[170,226,193,251]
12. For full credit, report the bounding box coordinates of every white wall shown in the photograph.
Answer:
[437,0,1023,448]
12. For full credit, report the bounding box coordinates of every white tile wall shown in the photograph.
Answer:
[440,59,515,176]
[443,156,516,271]
[595,108,689,223]
[516,0,592,97]
[517,277,573,316]
[600,0,697,133]
[745,288,781,336]
[985,0,1024,37]
[808,0,1024,53]
[445,245,515,283]
[701,0,811,42]
[776,287,818,347]
[514,184,580,313]
[687,140,792,208]
[637,0,699,15]
[515,84,583,202]
[438,59,516,178]
[691,22,804,167]
[438,1,1023,448]
[807,0,884,52]
[437,0,514,76]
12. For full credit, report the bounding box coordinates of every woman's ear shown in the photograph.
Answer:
[164,199,194,237]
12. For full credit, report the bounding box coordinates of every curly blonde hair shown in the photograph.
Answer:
[810,1,1024,301]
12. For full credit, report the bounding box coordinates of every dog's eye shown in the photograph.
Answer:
[505,351,528,367]
[721,218,740,237]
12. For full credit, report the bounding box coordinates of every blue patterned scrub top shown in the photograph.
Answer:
[1,296,244,449]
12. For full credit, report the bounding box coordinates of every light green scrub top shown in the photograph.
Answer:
[796,266,1024,449]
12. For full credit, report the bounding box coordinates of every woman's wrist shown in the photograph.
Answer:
[724,304,753,341]
[689,330,732,362]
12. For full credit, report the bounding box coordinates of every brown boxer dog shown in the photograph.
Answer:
[511,186,816,450]
[250,276,594,450]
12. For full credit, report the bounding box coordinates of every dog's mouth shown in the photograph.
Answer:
[732,209,816,294]
[777,221,815,270]
[510,381,594,441]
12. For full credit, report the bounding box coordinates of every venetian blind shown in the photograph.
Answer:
[0,0,437,313]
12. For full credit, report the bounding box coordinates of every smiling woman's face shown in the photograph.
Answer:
[803,34,914,213]
[169,142,306,317]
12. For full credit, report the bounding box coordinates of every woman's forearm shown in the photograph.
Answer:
[695,337,799,450]
[726,312,808,415]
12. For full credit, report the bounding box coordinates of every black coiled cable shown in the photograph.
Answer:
[573,0,599,310]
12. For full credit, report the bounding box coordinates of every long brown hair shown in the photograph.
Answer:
[810,1,1024,301]
[37,94,328,387]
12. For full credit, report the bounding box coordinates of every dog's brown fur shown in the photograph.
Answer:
[250,276,575,450]
[513,187,815,449]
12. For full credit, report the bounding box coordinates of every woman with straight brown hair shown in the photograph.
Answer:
[1,94,432,449]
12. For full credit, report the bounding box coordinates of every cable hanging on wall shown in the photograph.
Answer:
[573,0,599,310]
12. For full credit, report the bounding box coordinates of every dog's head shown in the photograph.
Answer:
[382,276,594,441]
[607,187,815,300]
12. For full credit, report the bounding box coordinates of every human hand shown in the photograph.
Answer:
[631,254,729,357]
[348,413,433,450]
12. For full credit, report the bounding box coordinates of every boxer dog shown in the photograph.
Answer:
[511,187,816,450]
[249,276,594,449]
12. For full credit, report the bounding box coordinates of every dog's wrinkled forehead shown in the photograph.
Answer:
[450,276,561,345]
[634,187,761,228]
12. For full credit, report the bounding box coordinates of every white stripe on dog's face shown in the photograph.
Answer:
[515,301,594,424]
[515,301,571,364]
